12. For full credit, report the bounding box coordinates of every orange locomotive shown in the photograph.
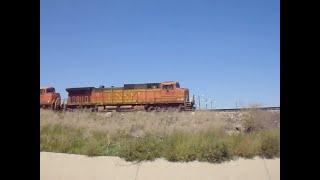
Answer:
[65,81,195,111]
[40,87,61,110]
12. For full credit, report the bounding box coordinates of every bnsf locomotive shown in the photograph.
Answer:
[40,87,61,110]
[40,81,195,111]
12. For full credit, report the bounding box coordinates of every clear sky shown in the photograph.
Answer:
[41,0,279,109]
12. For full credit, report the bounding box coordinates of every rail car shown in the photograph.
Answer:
[64,81,195,111]
[40,87,61,110]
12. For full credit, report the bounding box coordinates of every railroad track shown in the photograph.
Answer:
[44,104,280,113]
[196,107,280,112]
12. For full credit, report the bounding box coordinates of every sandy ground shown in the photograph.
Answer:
[41,152,280,180]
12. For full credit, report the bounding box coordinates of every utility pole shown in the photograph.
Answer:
[211,100,213,109]
[205,97,208,109]
[198,95,201,109]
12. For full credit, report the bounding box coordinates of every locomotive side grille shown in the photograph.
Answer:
[69,96,90,103]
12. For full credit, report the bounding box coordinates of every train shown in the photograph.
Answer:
[40,81,195,111]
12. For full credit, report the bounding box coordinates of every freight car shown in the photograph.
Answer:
[40,87,61,110]
[64,81,195,111]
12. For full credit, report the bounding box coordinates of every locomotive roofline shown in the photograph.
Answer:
[66,87,94,92]
[161,81,178,85]
[40,86,55,90]
[65,81,183,91]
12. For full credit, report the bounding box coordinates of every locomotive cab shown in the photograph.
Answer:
[160,81,179,91]
[40,87,61,110]
[159,81,195,110]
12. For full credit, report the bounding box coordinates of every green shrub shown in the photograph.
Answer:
[118,137,163,161]
[105,143,121,156]
[198,141,231,163]
[162,132,200,162]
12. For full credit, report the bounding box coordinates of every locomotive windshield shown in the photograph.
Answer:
[163,85,173,90]
[46,88,55,93]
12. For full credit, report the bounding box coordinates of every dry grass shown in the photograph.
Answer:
[40,109,280,162]
[41,109,279,136]
[41,110,231,138]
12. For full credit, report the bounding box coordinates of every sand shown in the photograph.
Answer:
[41,152,279,180]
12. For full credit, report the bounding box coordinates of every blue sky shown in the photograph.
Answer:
[41,0,279,108]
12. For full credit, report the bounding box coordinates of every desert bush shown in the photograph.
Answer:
[40,124,85,153]
[119,137,163,161]
[82,131,110,156]
[162,131,202,162]
[242,106,265,132]
[259,130,280,158]
[226,133,261,158]
[198,142,231,163]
